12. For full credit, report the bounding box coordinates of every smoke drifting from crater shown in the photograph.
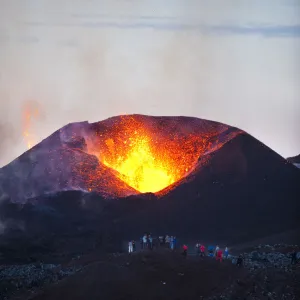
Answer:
[0,0,299,167]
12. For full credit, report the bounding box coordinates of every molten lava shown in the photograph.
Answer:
[102,135,176,193]
[86,116,212,194]
[22,102,39,150]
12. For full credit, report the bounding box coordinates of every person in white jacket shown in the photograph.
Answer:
[143,235,147,249]
[215,245,220,257]
[165,235,170,248]
[128,241,133,253]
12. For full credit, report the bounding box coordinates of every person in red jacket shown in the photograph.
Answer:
[182,244,188,257]
[200,244,205,257]
[216,249,223,262]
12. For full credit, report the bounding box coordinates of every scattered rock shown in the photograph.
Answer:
[0,263,81,299]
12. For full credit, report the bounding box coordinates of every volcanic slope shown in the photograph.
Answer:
[0,115,299,258]
[287,154,300,168]
[0,115,299,245]
[287,154,300,163]
[105,133,300,245]
[0,115,241,203]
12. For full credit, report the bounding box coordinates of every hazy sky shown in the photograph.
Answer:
[0,0,299,166]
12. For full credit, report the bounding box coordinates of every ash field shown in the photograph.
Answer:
[0,114,300,300]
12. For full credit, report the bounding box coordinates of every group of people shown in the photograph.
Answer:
[141,234,154,250]
[128,234,177,253]
[128,236,230,261]
[195,243,206,257]
[158,235,177,250]
[195,244,230,262]
[128,237,298,267]
[128,236,246,266]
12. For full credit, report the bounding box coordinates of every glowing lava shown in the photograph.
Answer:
[22,102,39,150]
[87,116,210,194]
[102,135,176,193]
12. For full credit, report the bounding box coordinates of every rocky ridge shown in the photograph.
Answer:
[0,263,81,300]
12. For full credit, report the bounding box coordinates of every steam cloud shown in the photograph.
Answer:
[0,0,300,167]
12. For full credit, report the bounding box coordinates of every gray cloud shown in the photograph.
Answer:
[71,13,178,21]
[22,20,300,38]
[0,0,299,167]
[58,39,80,48]
[0,36,10,43]
[0,122,19,162]
[210,24,300,38]
[19,36,40,44]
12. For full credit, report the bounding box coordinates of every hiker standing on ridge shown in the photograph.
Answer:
[143,234,147,249]
[200,244,205,257]
[236,255,243,267]
[165,235,170,248]
[149,235,153,250]
[159,236,164,246]
[128,241,133,253]
[291,250,297,265]
[224,247,229,259]
[173,236,177,250]
[208,246,214,257]
[170,236,174,250]
[216,248,223,262]
[215,245,220,257]
[182,244,188,258]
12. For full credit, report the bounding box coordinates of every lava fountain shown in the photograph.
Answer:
[102,134,178,193]
[21,101,40,150]
[84,115,228,194]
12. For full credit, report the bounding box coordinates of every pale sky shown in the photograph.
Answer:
[0,0,300,166]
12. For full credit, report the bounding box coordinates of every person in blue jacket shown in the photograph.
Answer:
[208,245,214,257]
[173,236,177,249]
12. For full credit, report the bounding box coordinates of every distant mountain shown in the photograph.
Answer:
[287,154,300,168]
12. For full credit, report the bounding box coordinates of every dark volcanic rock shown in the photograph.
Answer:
[287,154,300,168]
[0,263,81,299]
[287,154,300,164]
[0,121,138,203]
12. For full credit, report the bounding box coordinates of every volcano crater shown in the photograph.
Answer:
[77,115,241,195]
[0,115,242,202]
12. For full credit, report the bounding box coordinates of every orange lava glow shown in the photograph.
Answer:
[102,135,177,193]
[87,117,211,194]
[22,103,39,150]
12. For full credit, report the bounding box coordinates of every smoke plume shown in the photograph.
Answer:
[0,0,299,166]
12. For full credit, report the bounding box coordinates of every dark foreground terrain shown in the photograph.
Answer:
[1,246,299,300]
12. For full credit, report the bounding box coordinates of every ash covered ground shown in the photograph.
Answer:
[1,245,300,300]
[0,115,300,299]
